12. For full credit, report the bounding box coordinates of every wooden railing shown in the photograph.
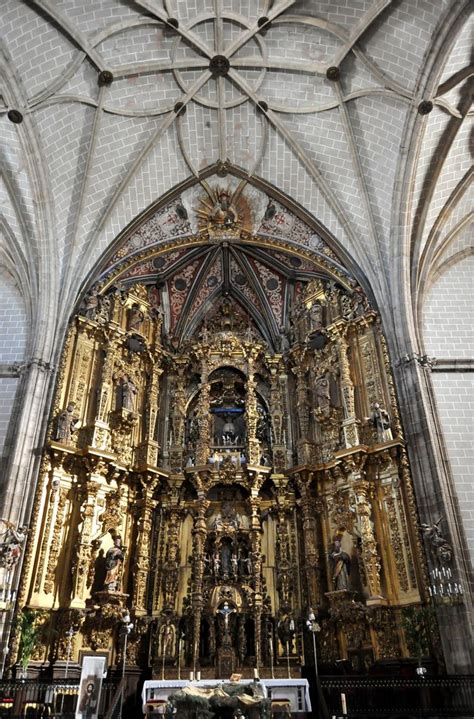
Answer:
[319,675,474,718]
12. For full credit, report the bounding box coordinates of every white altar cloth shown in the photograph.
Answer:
[142,678,311,714]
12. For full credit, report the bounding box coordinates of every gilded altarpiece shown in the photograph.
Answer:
[12,224,439,679]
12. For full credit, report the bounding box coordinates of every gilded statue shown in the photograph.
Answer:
[54,402,79,443]
[329,536,351,591]
[0,521,28,570]
[120,375,137,412]
[369,402,392,442]
[104,536,125,592]
[209,192,237,228]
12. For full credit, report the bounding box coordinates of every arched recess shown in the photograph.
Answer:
[9,173,444,684]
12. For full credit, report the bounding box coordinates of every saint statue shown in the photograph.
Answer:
[158,619,176,657]
[0,522,28,570]
[120,376,137,412]
[370,402,392,442]
[210,192,237,228]
[54,403,79,443]
[315,375,331,411]
[329,537,351,591]
[104,536,125,592]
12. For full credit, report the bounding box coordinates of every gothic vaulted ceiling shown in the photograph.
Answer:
[0,0,472,358]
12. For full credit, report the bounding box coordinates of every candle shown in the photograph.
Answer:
[196,671,201,681]
[253,668,259,679]
[189,671,194,681]
[341,693,347,715]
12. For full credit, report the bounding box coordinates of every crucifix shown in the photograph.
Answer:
[216,601,237,643]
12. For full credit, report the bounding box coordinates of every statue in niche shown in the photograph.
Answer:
[277,327,290,353]
[54,402,79,443]
[277,614,296,654]
[309,302,323,331]
[120,375,137,412]
[220,541,232,575]
[369,402,392,442]
[329,536,351,591]
[79,289,99,320]
[158,618,176,657]
[127,304,144,332]
[231,552,239,577]
[315,375,331,411]
[187,410,199,444]
[104,535,125,592]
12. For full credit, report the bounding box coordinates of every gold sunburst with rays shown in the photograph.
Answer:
[196,187,252,235]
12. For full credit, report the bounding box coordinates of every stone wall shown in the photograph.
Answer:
[423,255,474,568]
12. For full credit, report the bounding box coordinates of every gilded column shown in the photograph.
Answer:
[137,350,163,467]
[349,460,384,605]
[70,461,102,608]
[191,492,209,672]
[268,356,287,472]
[293,357,313,464]
[299,480,321,607]
[248,487,264,669]
[91,334,119,450]
[132,476,158,614]
[332,322,360,447]
[196,362,211,466]
[169,362,187,471]
[245,351,261,465]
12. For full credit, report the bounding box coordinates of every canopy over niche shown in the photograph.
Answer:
[88,178,362,350]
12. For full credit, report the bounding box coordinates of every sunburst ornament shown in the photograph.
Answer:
[196,188,250,238]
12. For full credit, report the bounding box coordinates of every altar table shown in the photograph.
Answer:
[142,678,312,715]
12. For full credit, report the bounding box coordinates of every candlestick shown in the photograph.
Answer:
[341,693,347,715]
